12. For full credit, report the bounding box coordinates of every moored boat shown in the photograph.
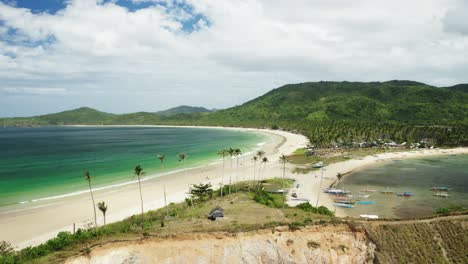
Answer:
[356,201,376,205]
[433,192,450,198]
[397,191,414,197]
[333,203,354,208]
[431,186,453,191]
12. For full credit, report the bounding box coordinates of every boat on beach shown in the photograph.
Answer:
[356,201,376,205]
[360,214,379,219]
[312,161,325,168]
[360,187,376,193]
[381,189,395,194]
[397,192,414,197]
[431,186,453,191]
[433,192,450,198]
[334,203,354,208]
[323,188,350,195]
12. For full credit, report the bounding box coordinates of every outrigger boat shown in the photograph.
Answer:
[323,188,350,195]
[433,192,450,198]
[312,161,325,168]
[431,186,453,191]
[397,192,414,197]
[360,187,377,193]
[381,190,395,194]
[334,203,354,208]
[356,201,376,205]
[333,198,355,204]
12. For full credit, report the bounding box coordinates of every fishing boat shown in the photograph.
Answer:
[433,192,450,198]
[333,198,355,204]
[323,188,350,195]
[312,161,325,168]
[358,193,370,198]
[431,186,453,191]
[334,203,354,208]
[381,190,395,194]
[360,187,377,193]
[356,201,376,205]
[397,192,414,197]
[360,214,379,219]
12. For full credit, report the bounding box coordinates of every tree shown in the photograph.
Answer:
[84,170,98,228]
[97,201,108,226]
[336,173,343,189]
[190,183,213,203]
[134,164,145,225]
[217,149,228,197]
[252,155,258,181]
[258,156,269,185]
[234,148,242,181]
[279,154,288,207]
[227,147,235,194]
[256,150,266,183]
[157,154,166,174]
[178,153,187,176]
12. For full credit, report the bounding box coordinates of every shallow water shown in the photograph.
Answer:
[0,126,266,207]
[341,154,468,219]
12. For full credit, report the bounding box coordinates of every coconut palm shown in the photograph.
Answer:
[234,148,242,181]
[84,171,98,228]
[252,156,258,181]
[227,147,235,194]
[157,154,165,174]
[134,164,145,224]
[336,173,343,189]
[217,149,228,197]
[279,154,288,207]
[256,150,265,181]
[97,201,108,226]
[258,156,269,185]
[316,168,324,207]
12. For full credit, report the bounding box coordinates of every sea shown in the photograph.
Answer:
[0,126,267,208]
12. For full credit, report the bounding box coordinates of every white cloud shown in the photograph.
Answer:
[1,87,70,95]
[0,0,467,116]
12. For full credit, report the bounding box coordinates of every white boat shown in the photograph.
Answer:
[312,161,325,168]
[334,203,354,208]
[360,214,379,219]
[433,192,450,198]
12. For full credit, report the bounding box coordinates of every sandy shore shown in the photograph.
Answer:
[287,147,468,217]
[0,127,308,249]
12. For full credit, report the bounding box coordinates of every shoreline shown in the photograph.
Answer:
[0,126,308,249]
[287,147,468,217]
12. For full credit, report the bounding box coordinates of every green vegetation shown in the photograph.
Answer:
[295,202,334,216]
[0,179,336,263]
[2,81,467,147]
[365,219,467,264]
[155,105,213,116]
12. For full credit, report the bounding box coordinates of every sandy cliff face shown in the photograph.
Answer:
[66,225,375,264]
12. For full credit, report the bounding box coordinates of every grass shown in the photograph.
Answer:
[0,179,336,264]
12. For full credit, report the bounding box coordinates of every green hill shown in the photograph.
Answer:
[1,81,467,146]
[156,105,212,116]
[203,80,468,126]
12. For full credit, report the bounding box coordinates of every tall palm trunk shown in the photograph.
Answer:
[137,176,144,222]
[88,180,97,228]
[316,168,324,207]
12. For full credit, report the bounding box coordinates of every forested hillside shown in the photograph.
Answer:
[1,81,467,147]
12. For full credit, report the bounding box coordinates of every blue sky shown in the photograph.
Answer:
[0,0,467,117]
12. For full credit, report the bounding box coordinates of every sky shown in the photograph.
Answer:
[0,0,467,117]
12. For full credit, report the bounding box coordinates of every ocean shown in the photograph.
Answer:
[0,126,266,208]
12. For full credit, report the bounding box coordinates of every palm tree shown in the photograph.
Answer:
[316,168,324,207]
[157,154,165,174]
[97,201,108,226]
[84,171,98,228]
[256,150,265,182]
[178,152,187,173]
[258,156,269,186]
[227,147,235,194]
[217,149,227,197]
[279,154,288,207]
[252,156,258,181]
[336,173,343,189]
[134,164,145,225]
[234,148,242,181]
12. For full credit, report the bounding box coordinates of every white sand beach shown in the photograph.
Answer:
[0,127,308,249]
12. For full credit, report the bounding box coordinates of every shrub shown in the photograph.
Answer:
[307,240,320,249]
[296,202,334,216]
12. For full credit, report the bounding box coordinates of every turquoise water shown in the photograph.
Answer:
[342,154,468,219]
[0,126,266,207]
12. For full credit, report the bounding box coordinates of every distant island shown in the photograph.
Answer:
[2,80,467,147]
